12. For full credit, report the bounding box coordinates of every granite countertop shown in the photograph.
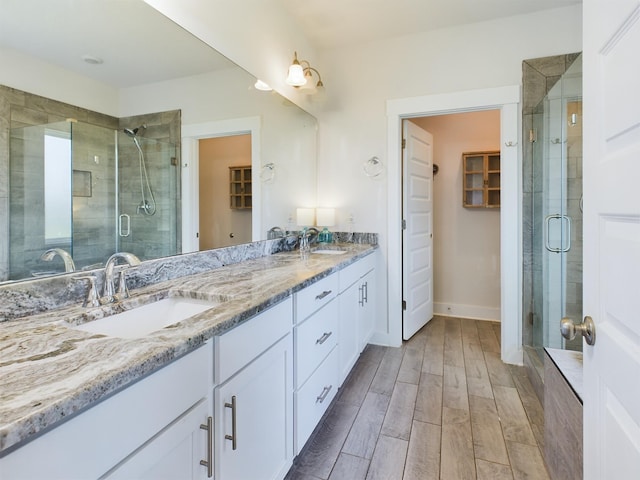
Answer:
[0,244,376,454]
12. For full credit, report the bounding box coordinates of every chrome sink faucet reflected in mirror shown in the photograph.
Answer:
[102,252,141,303]
[41,248,76,272]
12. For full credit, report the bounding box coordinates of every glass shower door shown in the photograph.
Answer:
[532,55,583,354]
[9,121,73,279]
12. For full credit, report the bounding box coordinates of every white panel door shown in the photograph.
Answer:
[583,0,640,478]
[402,120,434,340]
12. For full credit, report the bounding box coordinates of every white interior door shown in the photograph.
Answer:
[583,0,640,478]
[402,120,434,340]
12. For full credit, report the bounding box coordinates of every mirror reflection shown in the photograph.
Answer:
[0,0,317,283]
[9,120,178,280]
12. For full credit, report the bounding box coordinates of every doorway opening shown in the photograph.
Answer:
[404,110,501,339]
[198,134,252,250]
[180,116,262,254]
[387,86,521,363]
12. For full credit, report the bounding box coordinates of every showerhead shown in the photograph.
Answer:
[123,124,147,137]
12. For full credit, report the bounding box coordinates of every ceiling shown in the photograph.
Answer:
[0,0,581,89]
[279,0,582,49]
[0,0,235,88]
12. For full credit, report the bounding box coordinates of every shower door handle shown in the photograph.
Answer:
[544,214,571,253]
[119,214,131,237]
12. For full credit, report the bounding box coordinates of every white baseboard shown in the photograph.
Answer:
[434,302,501,322]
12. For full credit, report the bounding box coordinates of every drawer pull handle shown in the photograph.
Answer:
[199,416,213,477]
[316,331,333,345]
[225,395,237,450]
[315,290,332,300]
[316,385,333,404]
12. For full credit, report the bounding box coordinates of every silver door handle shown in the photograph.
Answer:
[316,331,333,345]
[118,214,131,237]
[316,385,333,403]
[560,316,596,346]
[199,416,213,477]
[315,290,332,300]
[545,214,571,253]
[225,395,237,450]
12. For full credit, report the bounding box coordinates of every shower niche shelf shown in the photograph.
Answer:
[229,165,252,210]
[462,151,500,208]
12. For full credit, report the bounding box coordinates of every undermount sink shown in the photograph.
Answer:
[70,297,220,339]
[312,249,348,255]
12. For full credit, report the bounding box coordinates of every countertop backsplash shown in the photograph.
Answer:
[0,232,377,322]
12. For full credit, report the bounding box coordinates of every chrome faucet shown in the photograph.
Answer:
[41,248,76,272]
[102,252,141,303]
[299,227,320,253]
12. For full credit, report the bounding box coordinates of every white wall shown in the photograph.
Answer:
[141,2,581,346]
[411,111,501,321]
[0,47,119,115]
[313,6,581,343]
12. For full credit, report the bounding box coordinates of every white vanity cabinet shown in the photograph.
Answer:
[213,297,294,480]
[293,272,340,453]
[338,253,376,383]
[104,397,212,480]
[0,342,213,480]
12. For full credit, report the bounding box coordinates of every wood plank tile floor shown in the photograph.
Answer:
[285,316,550,480]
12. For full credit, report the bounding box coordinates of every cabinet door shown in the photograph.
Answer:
[215,334,293,480]
[338,280,360,384]
[359,269,376,351]
[104,398,212,480]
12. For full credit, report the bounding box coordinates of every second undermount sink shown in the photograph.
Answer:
[70,297,220,339]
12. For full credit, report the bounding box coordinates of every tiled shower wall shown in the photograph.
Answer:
[118,111,181,261]
[0,84,181,281]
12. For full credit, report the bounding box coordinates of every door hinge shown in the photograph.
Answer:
[402,300,407,311]
[402,219,407,230]
[402,138,406,149]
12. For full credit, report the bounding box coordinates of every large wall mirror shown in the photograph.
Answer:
[0,0,317,283]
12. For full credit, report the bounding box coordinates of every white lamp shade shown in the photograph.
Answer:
[286,63,306,86]
[316,208,335,227]
[296,208,315,226]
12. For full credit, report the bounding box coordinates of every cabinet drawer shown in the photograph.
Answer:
[295,298,338,387]
[215,297,292,384]
[295,272,339,322]
[338,252,375,292]
[294,346,339,454]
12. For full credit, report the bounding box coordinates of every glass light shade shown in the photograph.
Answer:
[286,63,306,86]
[296,207,315,226]
[316,208,335,227]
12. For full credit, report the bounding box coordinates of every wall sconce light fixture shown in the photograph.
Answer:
[286,51,325,95]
